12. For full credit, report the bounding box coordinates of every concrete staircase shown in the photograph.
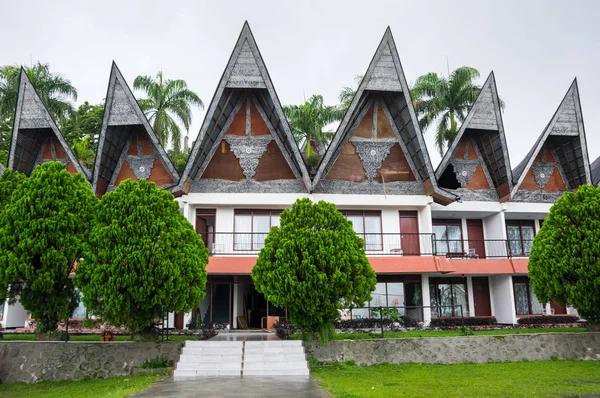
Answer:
[173,339,309,378]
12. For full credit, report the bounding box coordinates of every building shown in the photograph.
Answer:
[0,23,591,330]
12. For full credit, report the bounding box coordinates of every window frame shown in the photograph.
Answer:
[233,209,282,251]
[432,219,464,255]
[429,277,469,317]
[341,210,383,251]
[506,220,535,256]
[512,276,544,315]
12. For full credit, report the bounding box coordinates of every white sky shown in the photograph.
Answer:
[2,0,599,169]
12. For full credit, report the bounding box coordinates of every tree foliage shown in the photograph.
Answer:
[62,102,104,170]
[134,71,203,152]
[0,162,96,332]
[529,185,600,325]
[75,179,208,335]
[411,67,481,156]
[252,198,376,341]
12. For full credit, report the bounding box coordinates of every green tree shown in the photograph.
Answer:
[529,185,600,327]
[252,198,376,342]
[0,63,78,164]
[133,71,203,152]
[168,148,189,174]
[0,162,96,333]
[411,67,481,156]
[338,75,363,114]
[62,102,104,170]
[75,179,208,337]
[284,95,343,169]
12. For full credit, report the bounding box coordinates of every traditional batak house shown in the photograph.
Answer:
[0,23,593,330]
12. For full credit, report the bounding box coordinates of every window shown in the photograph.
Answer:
[507,221,535,256]
[0,299,4,319]
[72,289,86,319]
[234,210,281,251]
[342,211,382,250]
[513,277,544,315]
[429,277,468,317]
[433,219,463,255]
[350,276,423,321]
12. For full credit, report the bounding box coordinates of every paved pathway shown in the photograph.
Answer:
[133,376,328,397]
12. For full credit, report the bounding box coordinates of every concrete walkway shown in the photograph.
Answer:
[133,376,327,397]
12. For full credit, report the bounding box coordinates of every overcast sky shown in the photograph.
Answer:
[2,0,599,168]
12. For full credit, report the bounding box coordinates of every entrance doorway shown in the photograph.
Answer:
[472,277,492,316]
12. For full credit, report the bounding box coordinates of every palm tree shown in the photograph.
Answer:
[133,71,203,152]
[411,67,481,156]
[284,95,343,170]
[0,62,77,164]
[338,75,363,114]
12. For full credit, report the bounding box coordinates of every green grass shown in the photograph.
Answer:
[1,334,199,342]
[292,327,587,340]
[312,361,600,397]
[0,373,165,398]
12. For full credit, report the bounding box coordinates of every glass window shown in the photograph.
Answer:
[369,283,387,309]
[433,220,463,255]
[513,277,544,315]
[507,221,535,256]
[429,278,468,317]
[72,289,86,319]
[349,279,418,320]
[234,210,281,251]
[342,211,382,251]
[0,299,4,319]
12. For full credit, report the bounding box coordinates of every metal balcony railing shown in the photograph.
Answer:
[197,232,533,258]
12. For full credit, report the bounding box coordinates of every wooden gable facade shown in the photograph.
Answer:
[92,63,179,197]
[313,28,452,203]
[435,73,512,202]
[9,69,88,178]
[176,22,311,194]
[511,80,591,202]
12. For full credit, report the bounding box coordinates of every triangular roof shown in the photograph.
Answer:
[435,72,512,201]
[592,156,600,187]
[176,22,311,193]
[92,62,180,196]
[313,27,453,203]
[511,79,591,194]
[8,68,88,178]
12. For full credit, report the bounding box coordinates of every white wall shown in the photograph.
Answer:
[3,301,28,328]
[489,275,516,324]
[483,212,507,257]
[466,276,475,317]
[421,274,431,325]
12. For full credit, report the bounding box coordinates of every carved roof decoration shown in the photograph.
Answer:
[435,72,512,201]
[92,62,180,196]
[511,79,591,196]
[313,27,453,203]
[176,22,311,193]
[9,68,88,178]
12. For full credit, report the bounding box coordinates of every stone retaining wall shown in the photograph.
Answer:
[0,341,182,383]
[304,332,600,365]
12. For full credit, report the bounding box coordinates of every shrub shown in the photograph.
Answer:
[275,320,299,340]
[429,316,497,329]
[517,315,579,325]
[334,316,422,330]
[140,357,174,369]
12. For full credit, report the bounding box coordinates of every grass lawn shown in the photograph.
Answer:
[0,373,165,398]
[312,360,600,397]
[1,334,198,342]
[292,327,587,340]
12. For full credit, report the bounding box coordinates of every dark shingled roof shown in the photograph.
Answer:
[511,79,591,194]
[176,22,311,193]
[592,156,600,186]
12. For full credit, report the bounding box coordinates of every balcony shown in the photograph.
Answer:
[197,233,533,258]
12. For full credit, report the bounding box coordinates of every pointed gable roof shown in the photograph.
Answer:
[313,27,453,203]
[511,79,591,195]
[92,62,179,196]
[176,22,311,193]
[9,68,88,178]
[435,72,512,201]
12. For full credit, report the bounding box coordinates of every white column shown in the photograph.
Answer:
[421,274,431,325]
[461,218,469,253]
[232,284,239,329]
[466,276,475,317]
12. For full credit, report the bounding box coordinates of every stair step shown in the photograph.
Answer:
[244,347,305,355]
[242,369,310,377]
[244,341,303,347]
[182,347,243,355]
[177,362,241,371]
[185,341,243,348]
[174,369,241,378]
[244,353,306,362]
[243,361,308,371]
[179,354,242,363]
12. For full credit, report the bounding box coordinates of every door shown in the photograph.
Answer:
[550,301,567,315]
[399,211,420,255]
[472,277,492,316]
[467,219,486,258]
[174,312,184,329]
